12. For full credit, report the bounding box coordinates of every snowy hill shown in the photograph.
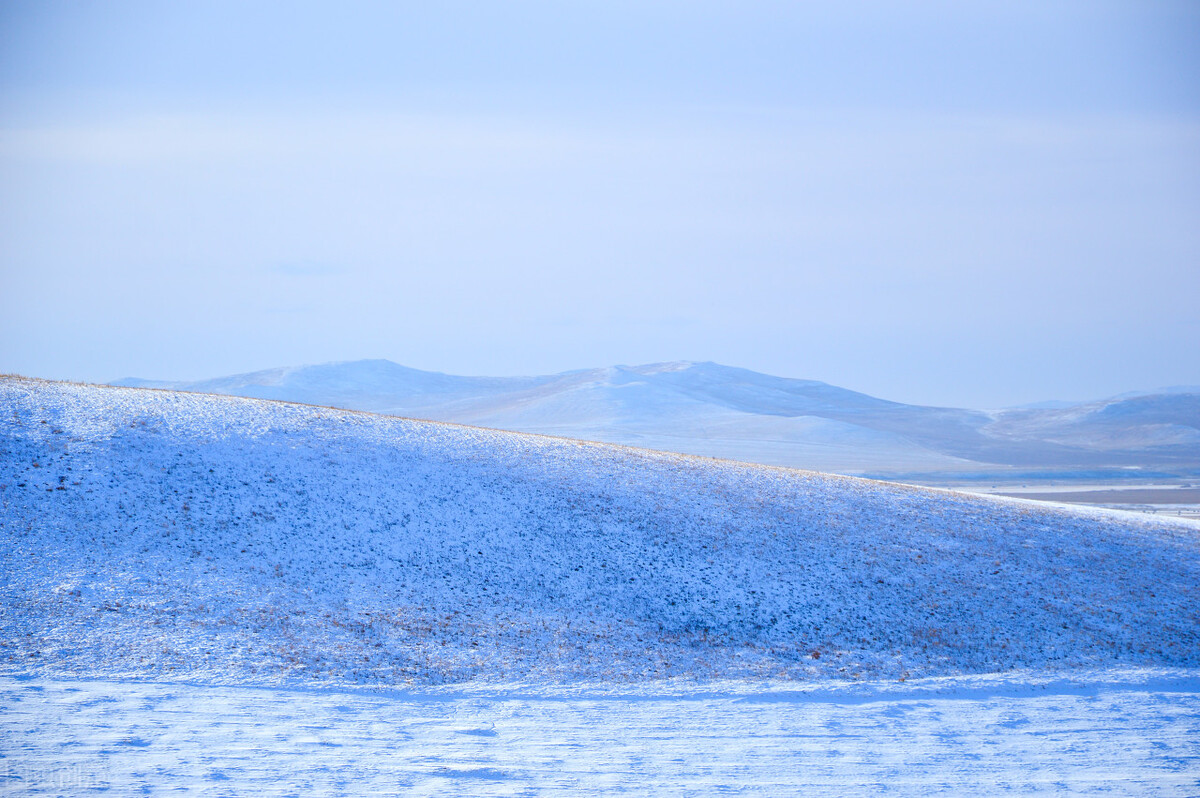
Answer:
[3,376,1198,688]
[115,360,1200,478]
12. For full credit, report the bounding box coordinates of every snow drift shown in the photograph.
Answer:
[2,376,1198,687]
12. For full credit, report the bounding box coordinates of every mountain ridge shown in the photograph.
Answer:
[112,360,1200,479]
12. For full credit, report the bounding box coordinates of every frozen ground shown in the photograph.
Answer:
[2,377,1199,794]
[3,671,1198,796]
[965,484,1200,519]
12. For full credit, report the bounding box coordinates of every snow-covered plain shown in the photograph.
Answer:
[3,377,1199,794]
[4,673,1198,796]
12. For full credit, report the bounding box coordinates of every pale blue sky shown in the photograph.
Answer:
[2,1,1198,407]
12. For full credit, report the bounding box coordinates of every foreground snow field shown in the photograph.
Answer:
[2,377,1199,794]
[3,673,1198,796]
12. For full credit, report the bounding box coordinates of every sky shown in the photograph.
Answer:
[1,1,1198,408]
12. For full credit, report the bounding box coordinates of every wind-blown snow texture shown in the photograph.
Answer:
[5,675,1199,796]
[3,377,1199,688]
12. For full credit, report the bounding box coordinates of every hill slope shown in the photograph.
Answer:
[3,377,1199,687]
[115,360,1200,478]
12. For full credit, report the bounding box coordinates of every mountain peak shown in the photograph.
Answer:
[625,361,706,375]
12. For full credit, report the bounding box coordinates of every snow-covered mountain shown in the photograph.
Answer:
[4,376,1198,687]
[985,393,1200,452]
[115,360,1200,478]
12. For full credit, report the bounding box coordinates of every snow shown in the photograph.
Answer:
[3,673,1197,795]
[3,376,1199,793]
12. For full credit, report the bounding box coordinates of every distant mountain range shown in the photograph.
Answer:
[113,360,1200,481]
